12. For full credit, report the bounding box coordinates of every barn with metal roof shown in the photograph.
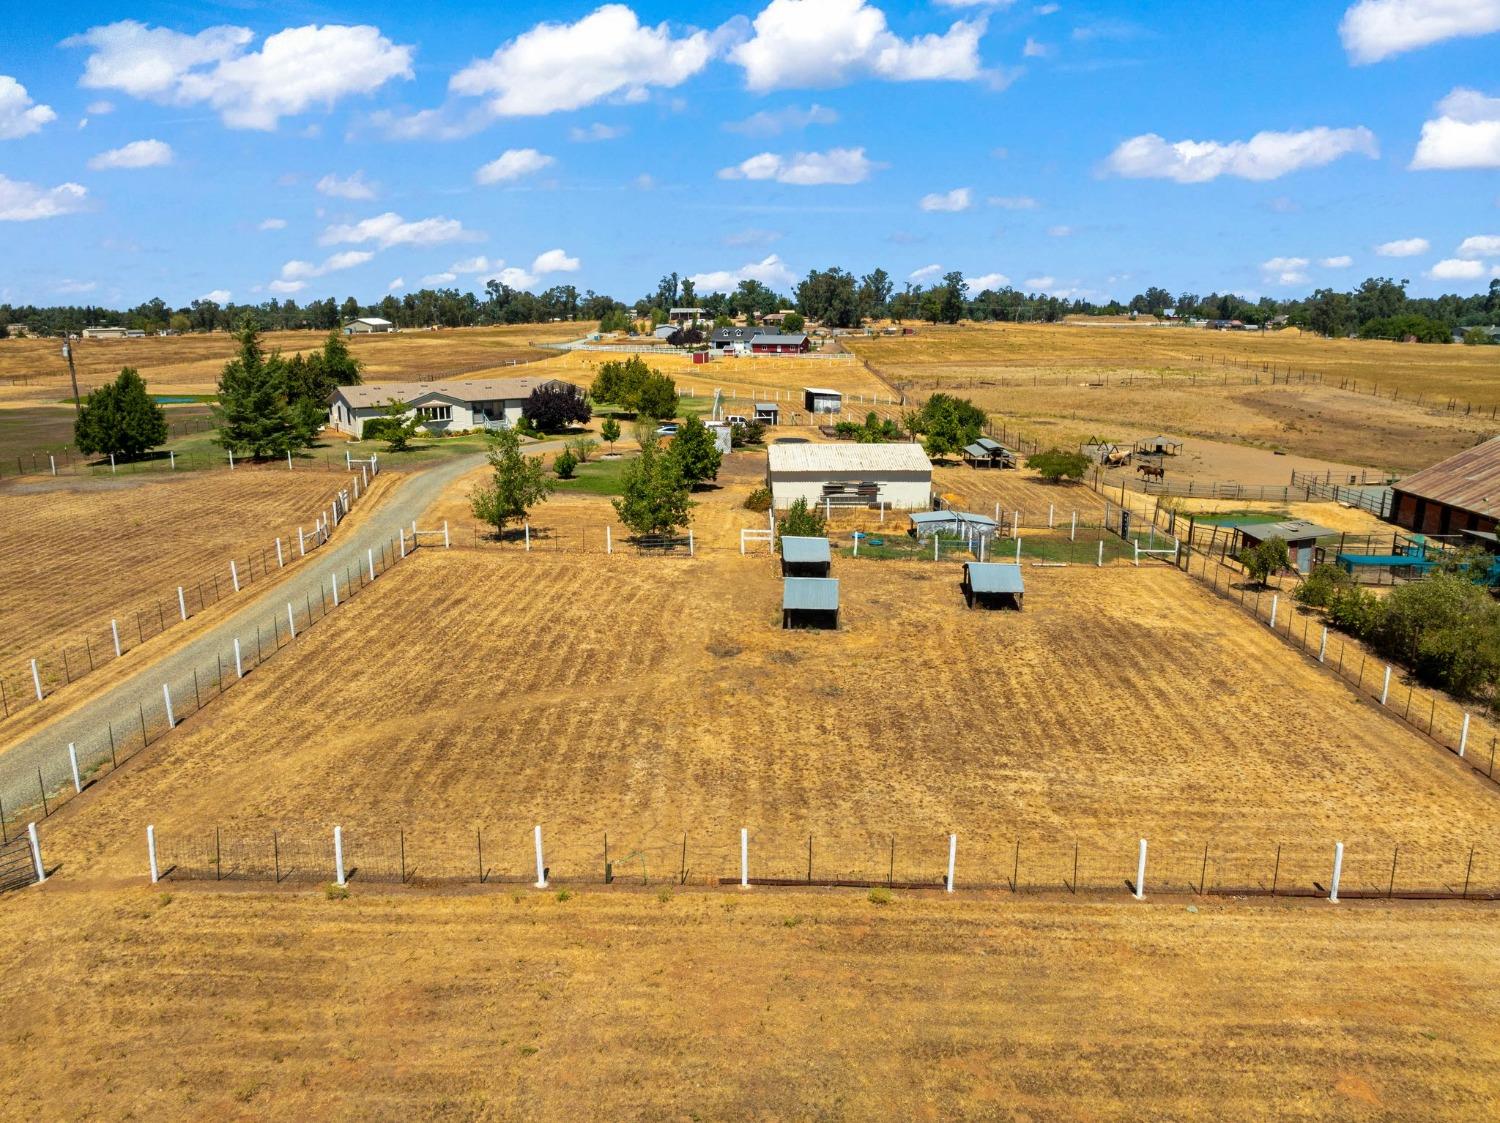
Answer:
[1390,436,1500,538]
[782,578,840,630]
[962,563,1025,610]
[767,442,932,510]
[780,536,832,577]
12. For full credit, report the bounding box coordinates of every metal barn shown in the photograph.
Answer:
[803,387,843,413]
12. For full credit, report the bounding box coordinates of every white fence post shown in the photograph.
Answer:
[230,560,240,594]
[299,527,306,557]
[1048,504,1055,529]
[49,454,56,476]
[1459,713,1471,758]
[1319,627,1328,663]
[525,523,531,551]
[68,743,81,793]
[367,548,376,582]
[1134,838,1148,899]
[606,526,612,555]
[1097,540,1104,567]
[147,825,159,884]
[534,825,547,889]
[399,528,407,558]
[169,450,175,470]
[228,449,234,470]
[27,823,44,883]
[1381,666,1392,706]
[178,587,188,621]
[275,538,284,568]
[334,826,346,887]
[689,530,695,557]
[1015,536,1022,564]
[1329,842,1344,903]
[1071,512,1077,541]
[740,828,749,888]
[443,521,450,549]
[1269,595,1279,630]
[933,535,940,562]
[345,450,351,470]
[111,619,122,659]
[331,572,340,607]
[30,659,42,702]
[110,452,116,474]
[287,450,293,471]
[233,637,243,679]
[946,834,957,893]
[1134,541,1140,567]
[163,683,176,728]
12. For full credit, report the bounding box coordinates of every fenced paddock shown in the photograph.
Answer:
[31,550,1500,888]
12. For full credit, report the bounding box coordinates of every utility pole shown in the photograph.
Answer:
[62,335,82,415]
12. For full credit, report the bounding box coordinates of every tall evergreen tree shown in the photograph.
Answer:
[74,367,168,459]
[214,319,298,457]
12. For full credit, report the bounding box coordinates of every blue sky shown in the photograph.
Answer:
[2,0,1499,308]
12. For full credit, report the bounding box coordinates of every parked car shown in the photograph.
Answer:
[655,423,680,436]
[724,414,748,426]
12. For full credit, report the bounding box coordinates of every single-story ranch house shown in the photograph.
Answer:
[328,376,578,438]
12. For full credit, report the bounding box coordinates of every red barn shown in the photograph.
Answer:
[750,333,810,355]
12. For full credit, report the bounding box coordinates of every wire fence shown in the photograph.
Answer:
[0,444,359,483]
[132,824,1500,904]
[0,521,442,840]
[0,461,383,726]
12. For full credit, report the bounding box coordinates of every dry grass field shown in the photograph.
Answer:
[847,324,1500,472]
[0,470,350,676]
[40,550,1500,896]
[0,887,1497,1120]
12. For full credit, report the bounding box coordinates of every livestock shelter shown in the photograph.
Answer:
[780,536,832,577]
[963,441,1014,469]
[328,376,578,438]
[767,442,933,510]
[343,317,394,335]
[1135,436,1183,456]
[909,510,1000,542]
[1230,519,1336,574]
[782,578,840,630]
[803,387,843,413]
[753,333,811,355]
[754,402,780,424]
[961,563,1025,610]
[1390,436,1500,538]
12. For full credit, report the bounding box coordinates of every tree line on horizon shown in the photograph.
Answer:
[3,272,1497,344]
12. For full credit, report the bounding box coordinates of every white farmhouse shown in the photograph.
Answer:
[766,442,933,511]
[328,376,579,438]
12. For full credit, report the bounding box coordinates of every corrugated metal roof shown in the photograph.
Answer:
[976,437,1004,452]
[963,443,991,458]
[754,401,779,412]
[910,510,998,528]
[1393,436,1500,517]
[780,536,831,564]
[754,334,809,346]
[782,577,839,611]
[1235,519,1337,542]
[965,563,1025,594]
[803,387,842,396]
[768,442,932,475]
[333,376,571,410]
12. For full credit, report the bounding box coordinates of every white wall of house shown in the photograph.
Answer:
[329,393,531,438]
[768,470,932,511]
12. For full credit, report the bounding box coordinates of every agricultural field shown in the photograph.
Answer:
[0,469,355,687]
[0,887,1497,1120]
[41,549,1500,894]
[847,323,1500,473]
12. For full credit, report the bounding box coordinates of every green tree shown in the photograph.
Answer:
[667,415,723,487]
[600,417,621,450]
[214,319,299,458]
[782,311,806,333]
[907,393,985,458]
[1238,537,1289,586]
[377,398,423,452]
[470,427,553,538]
[1027,448,1089,483]
[286,332,362,445]
[777,497,826,542]
[553,448,578,479]
[74,367,168,459]
[613,438,694,536]
[634,372,679,420]
[1462,327,1496,346]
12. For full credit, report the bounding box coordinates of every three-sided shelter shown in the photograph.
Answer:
[767,442,933,511]
[328,376,579,438]
[1135,436,1183,456]
[782,577,840,630]
[803,387,843,413]
[780,536,832,577]
[1230,519,1336,574]
[753,402,780,425]
[962,563,1025,610]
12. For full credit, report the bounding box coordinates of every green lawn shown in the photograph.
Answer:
[553,455,630,496]
[1190,509,1293,527]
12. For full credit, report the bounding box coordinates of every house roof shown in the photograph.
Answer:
[782,577,840,612]
[333,376,571,410]
[1233,519,1337,542]
[712,327,760,341]
[780,536,831,564]
[753,334,809,346]
[768,442,932,475]
[346,317,393,327]
[1392,436,1500,518]
[803,386,842,397]
[669,307,707,314]
[965,563,1025,594]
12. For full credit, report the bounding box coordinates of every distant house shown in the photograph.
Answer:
[343,317,395,335]
[80,326,130,340]
[668,307,707,325]
[752,333,810,355]
[711,326,760,350]
[328,376,578,438]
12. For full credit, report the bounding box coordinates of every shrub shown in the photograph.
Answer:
[867,887,893,906]
[568,436,599,464]
[744,486,773,512]
[777,497,826,541]
[1028,447,1090,483]
[523,382,591,432]
[656,888,672,904]
[325,883,349,900]
[1238,537,1289,586]
[553,449,578,479]
[731,420,767,447]
[1294,562,1353,607]
[554,888,573,903]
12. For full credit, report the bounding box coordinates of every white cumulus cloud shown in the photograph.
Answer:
[387,277,404,292]
[1340,0,1500,64]
[1261,256,1311,285]
[87,138,173,169]
[450,5,714,117]
[1320,255,1354,267]
[731,0,986,91]
[280,250,376,280]
[64,20,414,130]
[200,289,231,303]
[909,263,943,282]
[920,187,973,212]
[0,76,56,139]
[718,147,877,185]
[723,104,838,136]
[1375,237,1429,256]
[688,253,798,292]
[268,280,305,294]
[1103,126,1379,182]
[1458,234,1500,257]
[569,122,628,142]
[475,148,556,184]
[1024,276,1057,291]
[1411,88,1500,170]
[319,212,479,249]
[259,217,287,230]
[1428,258,1500,280]
[317,171,377,199]
[968,272,1011,291]
[532,248,580,274]
[0,174,88,221]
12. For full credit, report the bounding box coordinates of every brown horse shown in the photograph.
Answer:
[1137,463,1166,481]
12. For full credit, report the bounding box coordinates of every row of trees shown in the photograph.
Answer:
[215,324,363,456]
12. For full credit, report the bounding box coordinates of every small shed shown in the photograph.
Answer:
[962,563,1025,610]
[1135,436,1183,457]
[803,387,843,413]
[754,402,780,424]
[780,536,832,578]
[782,577,839,630]
[1232,519,1336,574]
[908,510,1000,542]
[963,442,1014,469]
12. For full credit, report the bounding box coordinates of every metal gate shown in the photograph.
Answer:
[0,835,38,894]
